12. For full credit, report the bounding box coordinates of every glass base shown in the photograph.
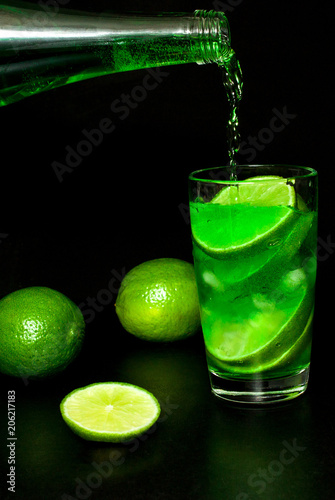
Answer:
[209,367,310,405]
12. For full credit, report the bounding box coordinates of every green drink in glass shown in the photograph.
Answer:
[189,165,318,404]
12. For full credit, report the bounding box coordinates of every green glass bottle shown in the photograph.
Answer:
[0,2,235,106]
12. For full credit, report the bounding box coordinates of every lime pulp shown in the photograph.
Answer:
[60,382,161,442]
[190,175,298,258]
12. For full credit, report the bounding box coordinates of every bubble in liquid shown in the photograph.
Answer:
[267,238,282,248]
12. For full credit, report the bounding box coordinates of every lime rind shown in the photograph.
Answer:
[0,286,85,378]
[190,175,299,259]
[208,310,313,377]
[60,382,161,443]
[223,210,314,288]
[115,258,201,342]
[211,175,296,206]
[206,289,314,375]
[191,203,298,259]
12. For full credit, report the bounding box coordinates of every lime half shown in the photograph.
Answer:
[60,382,161,442]
[190,175,298,259]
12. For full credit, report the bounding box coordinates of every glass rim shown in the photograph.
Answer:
[188,164,318,184]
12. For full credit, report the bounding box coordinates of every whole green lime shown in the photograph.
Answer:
[115,258,201,342]
[0,287,85,378]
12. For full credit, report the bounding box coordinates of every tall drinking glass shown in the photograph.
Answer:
[189,165,318,404]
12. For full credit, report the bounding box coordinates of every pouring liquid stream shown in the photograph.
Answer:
[220,49,243,180]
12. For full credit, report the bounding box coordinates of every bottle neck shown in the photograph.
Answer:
[193,10,231,64]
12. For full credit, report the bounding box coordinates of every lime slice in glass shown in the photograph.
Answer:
[211,175,295,206]
[207,288,314,375]
[190,175,298,259]
[60,382,161,442]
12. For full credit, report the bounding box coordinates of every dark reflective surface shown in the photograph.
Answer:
[0,229,334,500]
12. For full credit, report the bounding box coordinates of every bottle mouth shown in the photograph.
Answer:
[194,10,231,63]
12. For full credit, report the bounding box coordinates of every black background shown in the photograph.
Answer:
[0,1,334,499]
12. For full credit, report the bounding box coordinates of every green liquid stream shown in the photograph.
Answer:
[220,49,243,175]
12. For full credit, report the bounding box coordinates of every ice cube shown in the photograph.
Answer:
[252,293,276,312]
[282,268,307,291]
[202,271,222,290]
